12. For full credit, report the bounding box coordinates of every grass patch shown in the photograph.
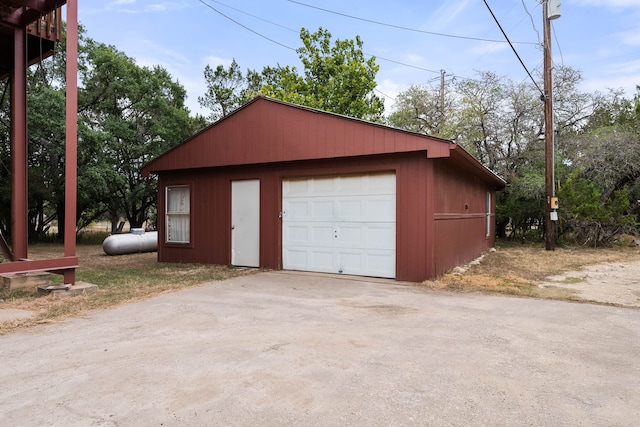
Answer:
[422,242,640,300]
[560,276,585,284]
[1,244,255,334]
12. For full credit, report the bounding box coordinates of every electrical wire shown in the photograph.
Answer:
[201,0,443,75]
[198,0,296,51]
[521,0,542,46]
[482,0,544,95]
[204,0,297,33]
[374,88,395,102]
[551,22,564,67]
[196,0,490,88]
[288,0,539,46]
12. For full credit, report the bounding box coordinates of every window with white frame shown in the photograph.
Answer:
[486,191,491,238]
[166,185,190,243]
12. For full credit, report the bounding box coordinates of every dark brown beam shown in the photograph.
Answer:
[10,25,28,262]
[64,0,78,285]
[0,257,79,275]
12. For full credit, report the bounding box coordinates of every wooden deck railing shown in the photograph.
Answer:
[26,8,62,43]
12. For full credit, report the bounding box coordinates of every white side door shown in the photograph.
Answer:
[231,179,260,267]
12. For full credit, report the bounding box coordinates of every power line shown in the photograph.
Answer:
[196,0,486,88]
[288,0,539,46]
[520,0,542,46]
[482,0,544,95]
[374,88,395,103]
[201,0,443,75]
[204,0,297,33]
[198,0,295,51]
[373,55,440,75]
[551,21,564,67]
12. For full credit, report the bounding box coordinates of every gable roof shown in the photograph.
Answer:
[141,96,505,188]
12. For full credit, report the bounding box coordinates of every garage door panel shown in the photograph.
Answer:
[336,249,395,278]
[311,225,334,244]
[311,200,334,219]
[283,172,396,278]
[368,173,396,193]
[310,250,335,271]
[367,197,396,221]
[334,224,395,250]
[337,199,363,218]
[364,251,396,277]
[284,248,309,268]
[337,224,362,246]
[363,224,396,250]
[286,200,309,219]
[283,179,311,197]
[284,224,308,244]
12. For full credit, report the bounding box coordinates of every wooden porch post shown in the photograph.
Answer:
[10,25,28,262]
[63,0,78,284]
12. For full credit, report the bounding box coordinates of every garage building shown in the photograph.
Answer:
[141,96,505,282]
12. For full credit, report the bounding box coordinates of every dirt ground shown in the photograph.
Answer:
[538,259,640,307]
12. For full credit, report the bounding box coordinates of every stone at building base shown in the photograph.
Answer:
[37,281,99,297]
[1,272,52,289]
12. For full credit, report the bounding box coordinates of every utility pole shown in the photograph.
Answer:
[439,70,445,134]
[543,0,560,250]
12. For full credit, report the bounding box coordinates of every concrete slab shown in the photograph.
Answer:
[37,281,98,297]
[0,271,639,426]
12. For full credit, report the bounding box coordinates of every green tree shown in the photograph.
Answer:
[558,170,636,246]
[387,83,455,137]
[0,27,200,238]
[199,27,384,121]
[79,41,196,229]
[262,27,383,120]
[198,59,253,122]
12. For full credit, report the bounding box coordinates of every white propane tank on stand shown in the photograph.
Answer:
[102,228,158,255]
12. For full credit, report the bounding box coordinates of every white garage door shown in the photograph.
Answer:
[282,172,396,278]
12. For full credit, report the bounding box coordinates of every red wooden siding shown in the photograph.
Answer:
[157,153,441,282]
[142,97,455,176]
[432,159,496,276]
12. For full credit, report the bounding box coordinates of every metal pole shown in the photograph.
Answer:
[543,0,555,250]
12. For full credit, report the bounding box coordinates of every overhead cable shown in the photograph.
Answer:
[482,0,544,95]
[198,0,295,51]
[520,0,542,46]
[203,0,442,75]
[288,0,539,45]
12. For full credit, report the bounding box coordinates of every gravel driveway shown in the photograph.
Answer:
[540,259,640,307]
[1,271,639,426]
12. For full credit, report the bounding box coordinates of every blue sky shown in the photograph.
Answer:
[79,0,640,116]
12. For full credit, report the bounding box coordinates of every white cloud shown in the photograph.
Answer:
[581,58,640,95]
[616,28,640,45]
[134,39,191,68]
